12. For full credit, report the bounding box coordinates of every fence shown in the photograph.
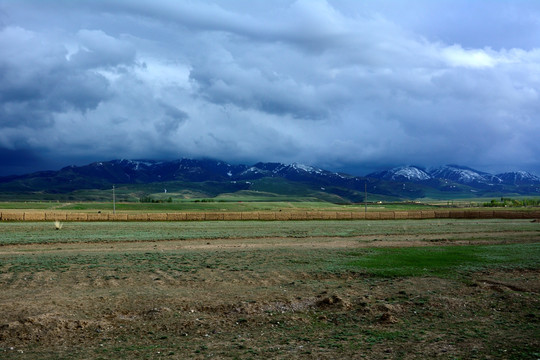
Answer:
[1,210,539,222]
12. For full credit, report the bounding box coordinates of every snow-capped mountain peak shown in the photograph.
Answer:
[367,166,431,182]
[496,171,540,185]
[391,166,431,181]
[289,163,324,174]
[428,165,501,184]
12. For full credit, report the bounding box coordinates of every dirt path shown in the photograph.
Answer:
[0,231,538,255]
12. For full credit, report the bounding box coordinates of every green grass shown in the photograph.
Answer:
[2,242,538,280]
[0,202,63,210]
[2,199,537,212]
[346,243,540,277]
[0,200,358,212]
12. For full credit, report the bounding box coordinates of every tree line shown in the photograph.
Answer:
[483,198,540,207]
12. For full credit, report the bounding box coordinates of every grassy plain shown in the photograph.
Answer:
[0,200,438,213]
[0,219,539,359]
[1,219,539,245]
[3,199,539,214]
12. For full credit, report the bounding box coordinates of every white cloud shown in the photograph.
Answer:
[442,45,497,68]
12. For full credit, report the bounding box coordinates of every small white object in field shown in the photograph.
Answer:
[54,220,63,230]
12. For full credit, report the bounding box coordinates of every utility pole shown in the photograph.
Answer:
[113,185,116,215]
[364,182,367,213]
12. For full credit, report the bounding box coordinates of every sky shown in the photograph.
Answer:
[1,0,540,177]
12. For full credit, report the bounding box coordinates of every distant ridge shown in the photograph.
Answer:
[496,171,540,185]
[1,158,539,201]
[368,164,540,186]
[367,166,431,182]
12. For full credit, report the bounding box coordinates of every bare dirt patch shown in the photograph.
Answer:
[2,267,537,359]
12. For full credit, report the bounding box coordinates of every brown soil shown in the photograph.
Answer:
[0,236,538,359]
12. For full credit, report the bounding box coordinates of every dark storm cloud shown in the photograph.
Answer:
[189,61,332,120]
[0,0,539,176]
[154,103,189,135]
[0,146,41,167]
[0,25,136,131]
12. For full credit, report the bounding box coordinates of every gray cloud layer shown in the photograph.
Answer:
[1,0,539,176]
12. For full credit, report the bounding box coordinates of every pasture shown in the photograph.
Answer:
[0,219,539,359]
[0,200,438,213]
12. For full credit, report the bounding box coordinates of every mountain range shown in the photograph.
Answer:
[367,164,540,185]
[0,159,539,202]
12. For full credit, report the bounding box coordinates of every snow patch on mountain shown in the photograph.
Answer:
[496,171,540,185]
[289,163,324,174]
[429,165,501,184]
[391,166,431,181]
[241,166,267,176]
[367,166,431,182]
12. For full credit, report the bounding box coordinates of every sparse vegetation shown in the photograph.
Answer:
[0,219,538,359]
[139,196,173,203]
[483,197,540,207]
[1,219,539,245]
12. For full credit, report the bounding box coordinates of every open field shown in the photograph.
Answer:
[0,201,341,212]
[0,201,440,212]
[0,220,539,359]
[1,202,540,223]
[3,200,539,213]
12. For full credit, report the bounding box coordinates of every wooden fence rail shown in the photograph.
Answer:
[1,210,539,222]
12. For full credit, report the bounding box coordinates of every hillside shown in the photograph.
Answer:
[0,159,539,202]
